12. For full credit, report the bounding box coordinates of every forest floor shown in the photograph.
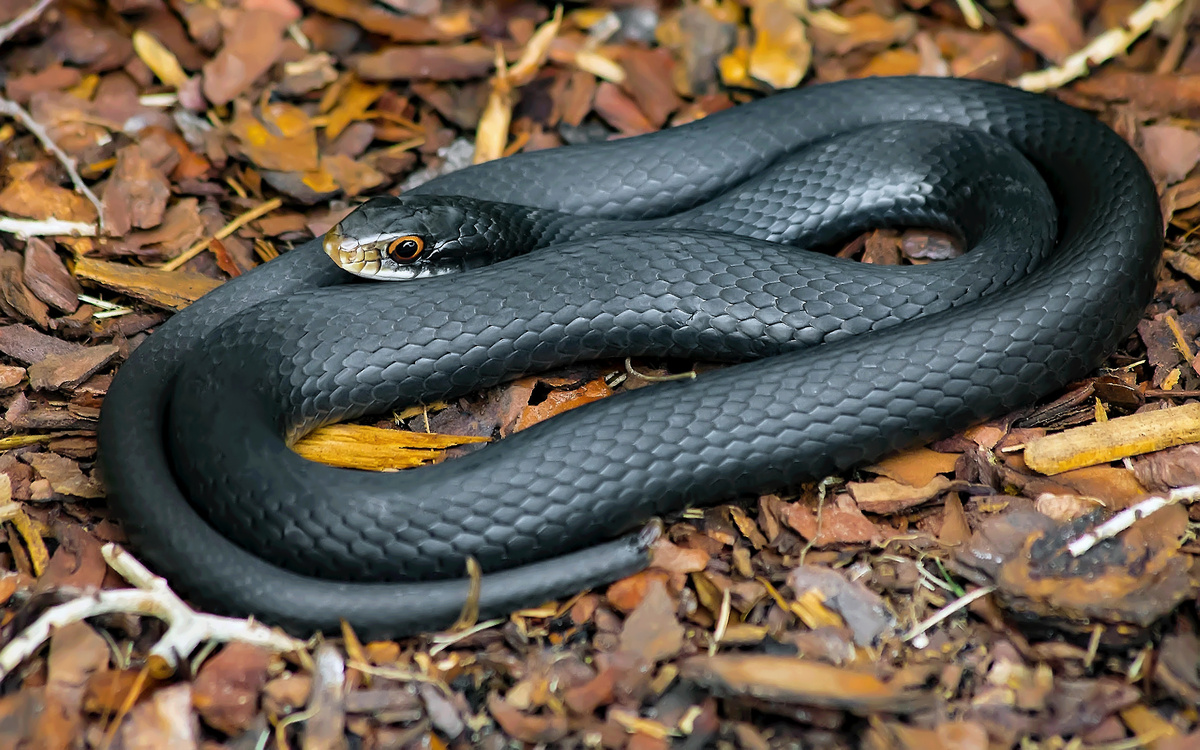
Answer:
[2,0,1200,748]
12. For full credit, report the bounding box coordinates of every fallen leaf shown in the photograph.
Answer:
[101,144,172,236]
[593,81,654,135]
[1140,124,1200,184]
[0,163,97,224]
[118,683,200,750]
[747,0,810,90]
[229,100,320,173]
[487,692,568,744]
[192,643,272,735]
[618,580,684,664]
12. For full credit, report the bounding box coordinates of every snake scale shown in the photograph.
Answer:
[97,77,1162,638]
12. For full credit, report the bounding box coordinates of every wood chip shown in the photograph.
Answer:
[72,256,223,311]
[1024,403,1200,475]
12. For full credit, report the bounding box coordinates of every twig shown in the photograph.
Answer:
[0,1,103,236]
[1012,0,1186,91]
[159,197,283,272]
[0,98,105,234]
[0,0,54,48]
[0,543,306,681]
[1066,484,1200,556]
[624,358,697,382]
[0,215,96,237]
[903,585,996,643]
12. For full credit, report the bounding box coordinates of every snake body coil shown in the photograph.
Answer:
[98,77,1162,638]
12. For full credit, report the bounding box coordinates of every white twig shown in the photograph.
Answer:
[904,585,996,643]
[0,544,305,681]
[0,215,96,237]
[1067,485,1200,557]
[0,0,54,48]
[1012,0,1186,91]
[0,98,105,234]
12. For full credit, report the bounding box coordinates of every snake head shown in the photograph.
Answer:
[324,195,498,281]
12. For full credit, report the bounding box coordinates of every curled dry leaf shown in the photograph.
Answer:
[1139,124,1200,184]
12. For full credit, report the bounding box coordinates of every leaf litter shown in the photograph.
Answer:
[0,0,1199,748]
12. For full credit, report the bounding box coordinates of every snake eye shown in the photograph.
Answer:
[386,235,425,263]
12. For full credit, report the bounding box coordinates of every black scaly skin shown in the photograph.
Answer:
[97,77,1162,638]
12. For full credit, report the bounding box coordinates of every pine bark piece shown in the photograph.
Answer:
[27,345,119,391]
[22,238,81,313]
[0,323,81,364]
[72,256,222,311]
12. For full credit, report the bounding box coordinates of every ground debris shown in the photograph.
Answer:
[0,0,1197,747]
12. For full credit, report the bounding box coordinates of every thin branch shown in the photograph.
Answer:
[0,98,105,234]
[0,0,54,48]
[0,544,306,681]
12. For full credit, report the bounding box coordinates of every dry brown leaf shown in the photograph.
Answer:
[117,683,200,749]
[618,580,684,664]
[1140,124,1200,184]
[319,154,386,197]
[606,569,673,613]
[229,100,320,173]
[101,144,172,236]
[192,643,272,735]
[847,475,954,514]
[776,494,879,546]
[593,81,654,135]
[304,0,475,43]
[514,377,612,432]
[747,0,810,90]
[36,622,109,750]
[487,693,568,744]
[863,447,959,488]
[0,163,98,224]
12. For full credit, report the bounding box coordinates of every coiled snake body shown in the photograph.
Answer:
[98,77,1162,638]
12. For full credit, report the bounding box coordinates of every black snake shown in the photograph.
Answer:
[97,77,1162,638]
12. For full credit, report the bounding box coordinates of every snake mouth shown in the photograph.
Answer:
[324,225,385,278]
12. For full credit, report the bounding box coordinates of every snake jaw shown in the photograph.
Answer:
[324,226,386,278]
